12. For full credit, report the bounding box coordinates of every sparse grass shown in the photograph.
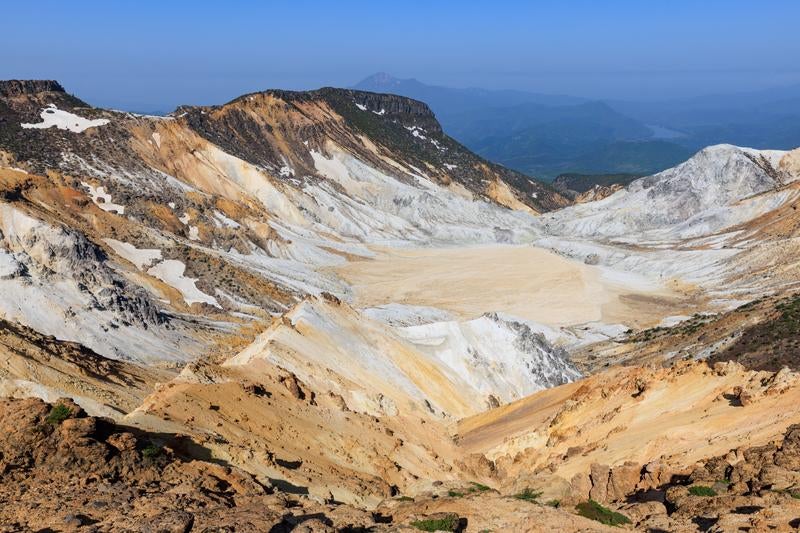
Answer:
[688,485,717,497]
[45,404,71,425]
[513,488,542,502]
[575,500,631,526]
[410,516,458,532]
[397,495,415,502]
[447,490,465,498]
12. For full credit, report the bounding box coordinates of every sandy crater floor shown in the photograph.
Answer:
[335,244,699,328]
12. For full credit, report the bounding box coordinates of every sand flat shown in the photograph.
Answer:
[334,244,691,328]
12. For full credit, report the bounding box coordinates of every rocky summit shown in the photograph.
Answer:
[2,77,800,532]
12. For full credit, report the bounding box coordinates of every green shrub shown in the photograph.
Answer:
[575,500,631,526]
[397,495,415,502]
[410,516,458,532]
[447,490,465,498]
[513,488,542,502]
[688,485,716,497]
[45,404,72,425]
[469,482,491,492]
[141,443,163,460]
[546,499,561,508]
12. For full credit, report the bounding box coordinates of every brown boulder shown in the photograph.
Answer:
[139,510,194,533]
[608,461,641,501]
[589,463,610,502]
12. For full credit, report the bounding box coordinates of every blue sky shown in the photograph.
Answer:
[3,0,800,111]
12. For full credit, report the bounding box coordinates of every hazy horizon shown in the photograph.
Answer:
[3,0,800,111]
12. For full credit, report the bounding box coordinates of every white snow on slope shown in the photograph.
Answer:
[22,105,109,133]
[147,260,221,308]
[81,182,125,214]
[103,239,162,270]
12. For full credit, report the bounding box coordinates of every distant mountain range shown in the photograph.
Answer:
[354,73,800,179]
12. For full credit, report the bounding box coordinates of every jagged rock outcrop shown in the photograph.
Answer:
[0,80,66,97]
[0,397,625,532]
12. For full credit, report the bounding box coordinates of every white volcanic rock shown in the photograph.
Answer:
[541,145,791,240]
[305,146,539,245]
[0,203,200,362]
[225,296,578,418]
[396,313,581,399]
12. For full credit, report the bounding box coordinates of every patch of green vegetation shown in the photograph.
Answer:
[513,488,542,502]
[469,482,491,493]
[141,443,163,460]
[45,404,72,425]
[447,490,465,498]
[546,499,561,508]
[791,492,800,500]
[623,313,716,343]
[718,477,731,485]
[575,500,631,526]
[410,516,458,532]
[397,495,415,502]
[688,485,717,497]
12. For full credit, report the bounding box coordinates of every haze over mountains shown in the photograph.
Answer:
[354,73,800,179]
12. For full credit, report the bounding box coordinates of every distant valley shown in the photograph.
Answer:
[354,73,800,180]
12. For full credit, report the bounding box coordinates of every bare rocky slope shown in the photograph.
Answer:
[3,79,800,531]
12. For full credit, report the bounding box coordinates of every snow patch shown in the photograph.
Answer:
[103,239,162,270]
[80,182,125,214]
[22,105,109,133]
[147,260,220,308]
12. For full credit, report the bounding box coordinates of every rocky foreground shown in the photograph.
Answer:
[4,395,800,532]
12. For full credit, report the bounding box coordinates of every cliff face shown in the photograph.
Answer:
[0,80,66,97]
